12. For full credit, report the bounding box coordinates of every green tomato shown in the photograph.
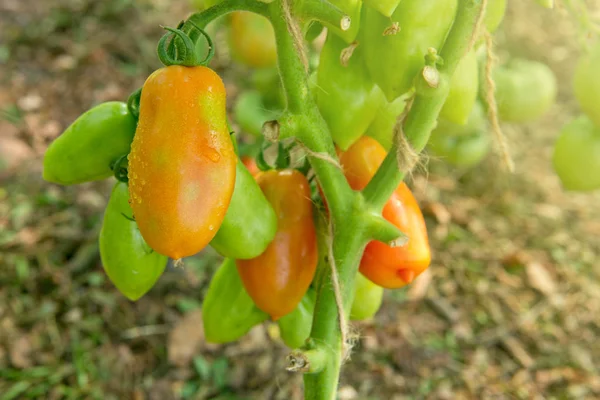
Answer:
[363,0,458,101]
[574,42,600,127]
[210,159,277,259]
[552,116,600,191]
[314,32,384,150]
[484,0,507,33]
[234,91,281,137]
[43,102,136,185]
[99,182,167,301]
[436,101,488,137]
[277,288,316,348]
[365,94,408,150]
[440,50,479,125]
[202,258,269,343]
[428,126,492,167]
[350,273,384,321]
[490,59,557,123]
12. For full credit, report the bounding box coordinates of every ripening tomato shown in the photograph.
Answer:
[489,59,557,123]
[128,65,236,259]
[574,42,600,127]
[236,169,318,320]
[228,11,277,68]
[552,116,600,192]
[339,136,431,289]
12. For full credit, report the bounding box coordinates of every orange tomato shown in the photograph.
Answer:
[128,65,236,259]
[241,155,260,176]
[228,11,277,68]
[236,169,318,320]
[339,136,431,289]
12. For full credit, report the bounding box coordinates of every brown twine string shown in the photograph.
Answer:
[281,0,309,72]
[467,0,489,54]
[484,31,515,173]
[392,95,420,177]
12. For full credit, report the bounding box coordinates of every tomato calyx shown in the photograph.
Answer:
[111,154,129,183]
[126,88,142,121]
[157,21,215,67]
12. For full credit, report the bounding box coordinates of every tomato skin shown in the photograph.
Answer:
[314,33,384,151]
[128,65,236,259]
[100,182,167,301]
[210,159,277,259]
[490,59,557,123]
[203,258,269,343]
[278,288,316,348]
[363,0,401,17]
[574,43,600,127]
[552,116,600,192]
[43,102,136,185]
[440,50,479,125]
[236,170,318,320]
[339,137,431,289]
[229,11,277,68]
[363,0,458,101]
[350,272,383,321]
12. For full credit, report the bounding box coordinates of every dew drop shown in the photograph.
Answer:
[208,224,214,231]
[203,147,220,163]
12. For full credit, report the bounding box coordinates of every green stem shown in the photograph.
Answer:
[362,0,484,212]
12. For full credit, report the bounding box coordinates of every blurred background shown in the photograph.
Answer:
[1,0,600,399]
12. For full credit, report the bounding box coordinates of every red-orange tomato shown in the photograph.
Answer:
[128,66,236,259]
[340,136,431,289]
[241,155,260,176]
[236,169,318,320]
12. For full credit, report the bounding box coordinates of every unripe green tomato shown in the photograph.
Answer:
[363,0,458,101]
[552,116,600,191]
[210,159,278,259]
[574,43,600,127]
[277,288,316,348]
[43,102,136,185]
[202,258,269,343]
[428,128,492,167]
[350,273,384,321]
[100,182,167,301]
[484,0,507,33]
[440,50,479,125]
[490,59,557,123]
[436,101,488,137]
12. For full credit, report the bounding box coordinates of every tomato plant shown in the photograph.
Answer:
[45,0,589,397]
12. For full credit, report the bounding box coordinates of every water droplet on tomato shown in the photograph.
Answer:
[209,224,214,231]
[203,147,220,163]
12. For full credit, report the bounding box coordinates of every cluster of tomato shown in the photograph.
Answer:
[42,0,599,349]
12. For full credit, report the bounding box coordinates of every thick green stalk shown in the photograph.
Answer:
[362,0,485,212]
